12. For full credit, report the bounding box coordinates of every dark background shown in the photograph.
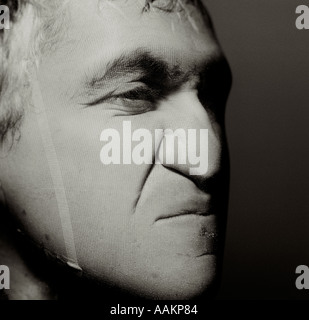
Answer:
[206,0,309,299]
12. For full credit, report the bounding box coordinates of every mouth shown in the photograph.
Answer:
[154,191,214,223]
[154,208,210,222]
[133,167,224,256]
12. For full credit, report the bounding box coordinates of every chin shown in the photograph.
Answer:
[151,255,218,300]
[104,254,220,300]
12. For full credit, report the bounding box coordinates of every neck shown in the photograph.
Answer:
[0,207,144,300]
[0,209,56,300]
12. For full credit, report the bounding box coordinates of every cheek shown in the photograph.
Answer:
[49,111,152,211]
[44,109,157,249]
[42,110,162,278]
[0,112,69,258]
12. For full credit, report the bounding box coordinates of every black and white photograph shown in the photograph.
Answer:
[0,0,308,307]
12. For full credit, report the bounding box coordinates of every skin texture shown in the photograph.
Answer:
[0,0,231,299]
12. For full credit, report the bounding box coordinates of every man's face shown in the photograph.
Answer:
[2,0,231,299]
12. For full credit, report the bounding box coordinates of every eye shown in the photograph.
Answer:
[114,87,158,101]
[84,83,162,114]
[104,86,160,114]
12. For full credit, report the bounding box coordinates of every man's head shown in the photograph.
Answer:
[0,0,231,299]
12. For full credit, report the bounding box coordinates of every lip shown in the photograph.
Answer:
[154,208,209,222]
[154,192,213,223]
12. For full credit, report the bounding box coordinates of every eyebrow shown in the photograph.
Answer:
[80,49,196,104]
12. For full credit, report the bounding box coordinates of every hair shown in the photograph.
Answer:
[0,0,206,144]
[0,0,69,144]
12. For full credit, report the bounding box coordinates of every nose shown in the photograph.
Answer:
[156,90,223,186]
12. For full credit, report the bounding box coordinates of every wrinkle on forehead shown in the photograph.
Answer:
[97,0,209,33]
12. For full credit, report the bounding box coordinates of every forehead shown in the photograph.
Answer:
[62,1,214,46]
[38,0,220,93]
